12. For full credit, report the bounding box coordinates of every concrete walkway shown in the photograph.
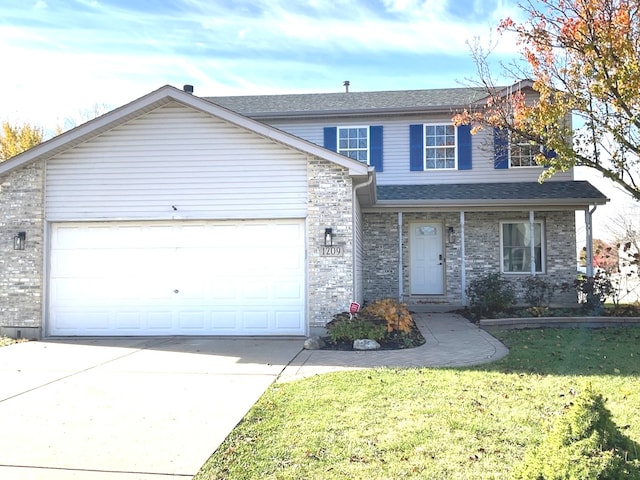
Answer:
[278,312,509,382]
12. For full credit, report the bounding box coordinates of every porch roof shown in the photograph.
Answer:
[374,181,608,208]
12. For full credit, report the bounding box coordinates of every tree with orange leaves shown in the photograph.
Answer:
[454,0,640,201]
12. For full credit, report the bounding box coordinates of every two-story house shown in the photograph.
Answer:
[0,83,607,339]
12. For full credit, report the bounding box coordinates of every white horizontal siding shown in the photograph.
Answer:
[267,116,573,185]
[46,102,308,221]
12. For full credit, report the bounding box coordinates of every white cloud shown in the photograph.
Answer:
[0,0,526,128]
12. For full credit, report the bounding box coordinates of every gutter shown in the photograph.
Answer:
[372,198,609,208]
[352,170,376,303]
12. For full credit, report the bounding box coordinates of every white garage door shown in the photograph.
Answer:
[49,221,306,336]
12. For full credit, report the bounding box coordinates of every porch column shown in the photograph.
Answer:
[529,210,536,275]
[585,206,597,277]
[460,211,466,305]
[398,211,403,300]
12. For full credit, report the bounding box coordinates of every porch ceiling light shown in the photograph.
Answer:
[447,226,455,243]
[13,231,26,250]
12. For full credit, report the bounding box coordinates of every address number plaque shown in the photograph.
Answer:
[320,245,343,256]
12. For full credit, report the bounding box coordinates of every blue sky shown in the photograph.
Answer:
[1,0,523,129]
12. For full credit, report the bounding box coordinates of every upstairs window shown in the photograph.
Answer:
[510,134,542,167]
[424,124,456,169]
[338,126,369,162]
[323,126,384,171]
[494,128,555,169]
[500,221,545,273]
[410,124,471,171]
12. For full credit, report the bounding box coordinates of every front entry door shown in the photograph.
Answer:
[410,223,444,295]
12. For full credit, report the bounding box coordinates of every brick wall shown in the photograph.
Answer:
[307,159,354,327]
[362,212,400,301]
[0,161,45,337]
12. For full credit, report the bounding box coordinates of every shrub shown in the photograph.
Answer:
[325,313,387,343]
[466,272,515,319]
[511,386,640,480]
[575,271,614,315]
[361,298,413,333]
[521,276,555,307]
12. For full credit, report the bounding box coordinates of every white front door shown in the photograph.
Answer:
[410,223,444,295]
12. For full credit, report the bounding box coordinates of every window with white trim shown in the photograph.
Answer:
[500,221,545,273]
[425,124,456,169]
[338,126,369,162]
[510,134,543,167]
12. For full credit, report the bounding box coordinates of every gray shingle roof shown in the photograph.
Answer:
[377,181,608,204]
[205,87,490,117]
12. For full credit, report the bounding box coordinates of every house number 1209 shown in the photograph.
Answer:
[321,246,342,256]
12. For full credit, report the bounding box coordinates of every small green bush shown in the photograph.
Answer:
[575,271,614,315]
[511,386,640,480]
[466,272,515,319]
[325,313,387,343]
[522,276,555,307]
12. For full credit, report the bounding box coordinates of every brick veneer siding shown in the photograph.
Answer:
[362,212,400,301]
[0,161,45,337]
[363,209,578,306]
[307,159,354,327]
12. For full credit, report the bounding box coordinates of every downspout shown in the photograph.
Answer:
[529,210,536,276]
[585,206,597,277]
[353,172,375,303]
[398,211,403,301]
[460,211,466,306]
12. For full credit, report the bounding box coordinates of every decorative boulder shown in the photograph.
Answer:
[353,339,381,350]
[303,336,325,350]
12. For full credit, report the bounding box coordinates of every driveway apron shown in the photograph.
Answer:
[0,337,303,479]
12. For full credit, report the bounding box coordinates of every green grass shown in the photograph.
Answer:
[195,327,640,480]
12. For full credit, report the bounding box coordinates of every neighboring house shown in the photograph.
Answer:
[0,83,607,339]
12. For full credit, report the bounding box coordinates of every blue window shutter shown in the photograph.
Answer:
[457,124,472,170]
[409,124,424,171]
[494,127,509,169]
[369,126,383,171]
[323,127,337,151]
[542,145,557,159]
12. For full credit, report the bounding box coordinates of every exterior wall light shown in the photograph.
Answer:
[324,228,333,246]
[447,226,455,243]
[14,231,26,250]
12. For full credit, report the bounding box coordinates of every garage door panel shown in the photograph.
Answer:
[49,220,306,336]
[116,312,143,330]
[243,311,269,329]
[178,312,206,330]
[275,310,304,326]
[212,312,239,330]
[147,312,173,330]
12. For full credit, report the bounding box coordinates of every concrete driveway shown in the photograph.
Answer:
[0,337,303,479]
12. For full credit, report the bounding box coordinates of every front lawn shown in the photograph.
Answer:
[195,327,640,479]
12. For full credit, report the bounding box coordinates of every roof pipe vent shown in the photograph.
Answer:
[183,84,194,94]
[343,80,350,93]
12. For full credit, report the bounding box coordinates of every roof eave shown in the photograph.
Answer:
[372,197,609,210]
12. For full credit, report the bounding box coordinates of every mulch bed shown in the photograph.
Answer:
[320,324,426,351]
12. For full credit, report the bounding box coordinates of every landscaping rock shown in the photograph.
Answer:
[353,339,381,350]
[303,336,325,350]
